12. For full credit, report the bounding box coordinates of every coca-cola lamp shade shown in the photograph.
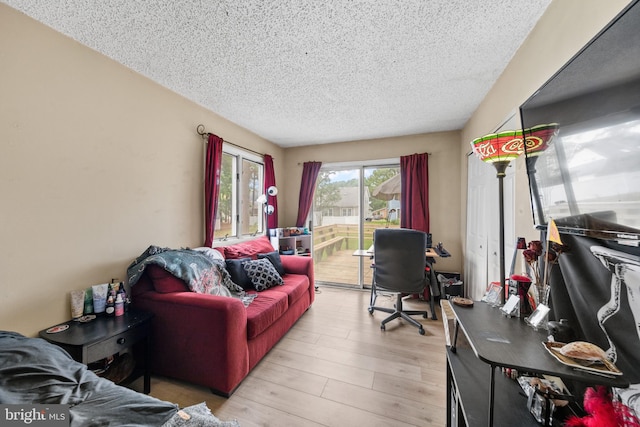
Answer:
[470,129,525,164]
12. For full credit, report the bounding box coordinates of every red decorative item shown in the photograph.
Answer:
[510,274,533,315]
[517,237,528,250]
[565,386,640,427]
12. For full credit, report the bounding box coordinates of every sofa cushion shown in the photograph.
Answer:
[242,259,284,291]
[225,258,253,290]
[279,274,310,305]
[223,236,274,260]
[257,251,285,276]
[245,291,288,339]
[146,265,189,293]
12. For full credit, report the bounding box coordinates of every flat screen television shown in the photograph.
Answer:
[520,0,640,243]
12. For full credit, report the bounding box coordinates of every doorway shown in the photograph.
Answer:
[312,162,401,288]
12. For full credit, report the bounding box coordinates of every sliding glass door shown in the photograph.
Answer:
[312,162,400,288]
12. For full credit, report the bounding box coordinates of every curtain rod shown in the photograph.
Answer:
[196,124,265,158]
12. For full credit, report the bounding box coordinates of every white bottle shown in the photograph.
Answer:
[114,294,124,317]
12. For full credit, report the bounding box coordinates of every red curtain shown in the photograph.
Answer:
[204,134,224,247]
[263,154,278,230]
[400,153,429,232]
[295,161,322,227]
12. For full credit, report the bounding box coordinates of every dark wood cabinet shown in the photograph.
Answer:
[39,310,153,393]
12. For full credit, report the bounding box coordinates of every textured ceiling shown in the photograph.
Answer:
[4,0,551,147]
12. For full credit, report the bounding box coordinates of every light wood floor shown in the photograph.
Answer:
[130,287,448,427]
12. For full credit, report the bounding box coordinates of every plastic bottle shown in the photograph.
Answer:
[114,294,124,317]
[117,283,128,313]
[83,287,94,315]
[105,288,116,316]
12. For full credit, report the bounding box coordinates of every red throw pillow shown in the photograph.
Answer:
[224,236,275,260]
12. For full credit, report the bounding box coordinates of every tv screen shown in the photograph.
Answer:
[520,0,640,243]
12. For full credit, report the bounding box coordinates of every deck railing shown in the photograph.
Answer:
[313,223,399,261]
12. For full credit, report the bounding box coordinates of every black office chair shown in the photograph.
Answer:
[368,228,432,335]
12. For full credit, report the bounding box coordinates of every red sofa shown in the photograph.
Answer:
[131,236,314,396]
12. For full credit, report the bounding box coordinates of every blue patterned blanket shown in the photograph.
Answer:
[127,246,255,305]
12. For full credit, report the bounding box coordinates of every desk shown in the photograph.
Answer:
[448,302,628,426]
[426,247,440,258]
[352,248,373,257]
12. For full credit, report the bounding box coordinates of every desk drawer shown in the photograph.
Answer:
[86,323,150,362]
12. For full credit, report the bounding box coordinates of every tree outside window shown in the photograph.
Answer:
[215,148,263,239]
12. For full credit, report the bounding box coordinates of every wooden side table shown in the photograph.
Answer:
[39,310,153,393]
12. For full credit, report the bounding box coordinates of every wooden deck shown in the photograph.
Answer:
[313,248,373,287]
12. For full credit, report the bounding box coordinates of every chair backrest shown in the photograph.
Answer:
[373,228,427,293]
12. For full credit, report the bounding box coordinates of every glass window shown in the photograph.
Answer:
[241,158,261,236]
[216,152,235,239]
[342,208,353,216]
[215,146,263,240]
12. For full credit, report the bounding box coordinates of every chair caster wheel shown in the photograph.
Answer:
[368,308,374,315]
[423,313,428,318]
[381,324,385,331]
[418,328,425,335]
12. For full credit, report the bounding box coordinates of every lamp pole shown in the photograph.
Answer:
[494,161,509,305]
[471,129,534,306]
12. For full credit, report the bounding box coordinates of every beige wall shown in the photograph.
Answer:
[2,1,632,335]
[0,5,284,336]
[283,131,462,274]
[460,0,631,272]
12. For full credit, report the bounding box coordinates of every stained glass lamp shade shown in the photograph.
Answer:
[471,129,525,176]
